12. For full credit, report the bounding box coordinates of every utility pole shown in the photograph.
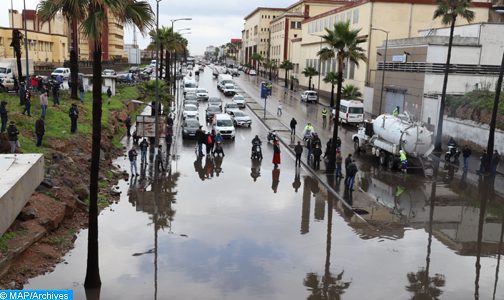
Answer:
[154,0,161,178]
[23,0,30,87]
[372,28,389,115]
[485,51,504,173]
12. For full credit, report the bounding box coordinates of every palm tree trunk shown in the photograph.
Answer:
[159,46,164,79]
[308,77,312,91]
[434,16,456,152]
[330,84,335,108]
[329,57,344,170]
[70,19,79,100]
[172,52,177,96]
[84,43,103,289]
[269,66,272,81]
[165,51,170,82]
[12,30,23,80]
[284,70,288,88]
[290,76,294,90]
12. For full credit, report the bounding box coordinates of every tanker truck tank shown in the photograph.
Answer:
[372,114,434,157]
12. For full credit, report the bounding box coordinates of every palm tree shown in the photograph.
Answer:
[214,47,220,62]
[342,84,362,100]
[302,66,319,91]
[10,29,23,81]
[279,60,293,88]
[46,0,152,289]
[433,0,474,152]
[251,52,263,73]
[323,72,338,107]
[321,21,367,169]
[38,0,84,100]
[263,59,276,81]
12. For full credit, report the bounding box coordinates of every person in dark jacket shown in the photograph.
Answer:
[0,101,7,133]
[290,118,297,136]
[346,160,358,191]
[492,150,500,176]
[344,153,353,183]
[22,91,31,116]
[479,150,488,175]
[336,150,343,178]
[107,87,112,104]
[139,138,149,164]
[195,126,205,157]
[312,144,322,169]
[128,147,139,177]
[69,104,79,133]
[125,115,132,137]
[462,145,472,170]
[52,84,60,106]
[35,117,45,147]
[7,121,19,153]
[294,141,303,167]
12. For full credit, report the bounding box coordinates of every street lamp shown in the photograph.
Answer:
[371,27,389,116]
[310,34,323,102]
[154,0,161,177]
[23,0,30,87]
[170,18,191,101]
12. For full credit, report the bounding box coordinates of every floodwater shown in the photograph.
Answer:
[24,68,504,299]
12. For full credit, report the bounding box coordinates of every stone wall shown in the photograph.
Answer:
[443,117,504,153]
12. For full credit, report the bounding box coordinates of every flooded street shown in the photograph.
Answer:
[24,70,504,299]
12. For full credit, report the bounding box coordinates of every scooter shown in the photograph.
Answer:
[267,131,277,143]
[445,145,461,163]
[251,144,263,160]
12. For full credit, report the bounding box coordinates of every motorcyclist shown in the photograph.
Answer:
[447,137,458,156]
[251,135,263,159]
[310,132,321,149]
[303,123,314,142]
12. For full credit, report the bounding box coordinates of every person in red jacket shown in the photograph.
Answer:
[272,139,281,168]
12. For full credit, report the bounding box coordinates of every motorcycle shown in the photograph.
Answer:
[267,131,277,142]
[445,144,461,163]
[251,143,263,160]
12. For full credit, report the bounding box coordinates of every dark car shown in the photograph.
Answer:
[206,106,221,122]
[182,118,200,139]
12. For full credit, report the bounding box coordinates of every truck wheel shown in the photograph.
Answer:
[379,151,387,166]
[387,154,395,170]
[353,139,360,152]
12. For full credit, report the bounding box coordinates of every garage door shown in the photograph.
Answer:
[384,89,405,115]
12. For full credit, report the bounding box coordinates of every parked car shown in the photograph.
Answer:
[206,106,221,122]
[117,73,133,83]
[224,102,240,114]
[185,92,199,101]
[195,88,209,101]
[208,97,222,110]
[182,118,200,139]
[51,67,70,79]
[102,69,116,76]
[183,104,199,119]
[249,69,257,76]
[183,98,199,108]
[301,90,318,103]
[214,113,235,140]
[232,94,246,108]
[228,110,252,127]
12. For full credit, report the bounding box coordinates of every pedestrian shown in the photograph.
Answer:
[128,147,139,177]
[277,103,283,116]
[139,138,149,164]
[399,149,408,173]
[0,101,8,133]
[52,83,60,106]
[7,121,19,153]
[290,117,297,136]
[312,144,322,169]
[492,150,500,176]
[195,125,205,157]
[462,145,472,170]
[35,117,45,147]
[336,150,343,178]
[321,107,328,128]
[165,134,172,156]
[79,81,85,103]
[133,130,139,145]
[324,138,333,159]
[272,139,281,168]
[306,136,313,161]
[166,114,174,126]
[294,141,303,167]
[479,150,488,175]
[40,91,48,118]
[69,103,79,133]
[107,86,112,104]
[155,144,165,172]
[125,115,132,137]
[346,160,358,191]
[392,106,400,117]
[22,91,31,116]
[206,132,214,155]
[344,153,352,182]
[213,132,224,156]
[19,82,26,106]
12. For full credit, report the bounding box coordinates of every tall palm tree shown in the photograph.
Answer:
[262,58,276,81]
[321,21,367,169]
[214,47,219,62]
[433,0,474,151]
[149,26,170,80]
[323,71,338,107]
[45,0,152,288]
[10,29,23,81]
[342,84,362,100]
[279,60,293,88]
[38,0,84,100]
[251,52,263,73]
[302,66,319,91]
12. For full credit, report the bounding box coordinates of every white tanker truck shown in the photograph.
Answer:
[352,113,434,170]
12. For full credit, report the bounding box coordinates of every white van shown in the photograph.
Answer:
[183,79,198,95]
[339,99,364,124]
[217,74,233,91]
[214,113,235,140]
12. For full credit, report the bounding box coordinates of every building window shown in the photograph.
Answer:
[291,21,301,29]
[349,61,355,79]
[353,9,359,24]
[254,25,258,35]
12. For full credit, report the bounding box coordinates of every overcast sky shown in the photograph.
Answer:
[1,0,294,55]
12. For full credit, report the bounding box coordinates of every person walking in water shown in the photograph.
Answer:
[321,107,328,128]
[290,117,297,136]
[277,103,283,116]
[294,141,303,167]
[272,139,281,168]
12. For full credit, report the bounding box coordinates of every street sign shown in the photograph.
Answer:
[136,115,167,137]
[260,81,272,99]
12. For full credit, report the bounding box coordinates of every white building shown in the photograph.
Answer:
[124,44,141,64]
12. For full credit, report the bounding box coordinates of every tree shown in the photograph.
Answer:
[342,84,362,100]
[251,52,263,73]
[302,66,318,91]
[279,60,293,89]
[38,0,85,100]
[10,29,23,81]
[214,47,220,62]
[323,72,338,107]
[321,21,367,169]
[263,59,276,81]
[433,0,474,151]
[66,0,153,289]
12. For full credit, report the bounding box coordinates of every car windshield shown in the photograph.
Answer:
[234,96,244,100]
[184,106,197,111]
[227,104,238,108]
[185,120,199,127]
[186,95,197,100]
[54,70,63,73]
[208,107,220,112]
[217,119,233,127]
[209,98,221,102]
[349,107,364,114]
[197,89,207,93]
[233,111,246,117]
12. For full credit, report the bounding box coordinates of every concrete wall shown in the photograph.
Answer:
[426,44,481,64]
[442,117,504,154]
[82,75,116,95]
[424,74,500,94]
[0,154,44,235]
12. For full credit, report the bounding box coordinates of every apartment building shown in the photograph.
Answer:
[293,0,492,107]
[0,9,69,65]
[242,7,286,67]
[78,15,127,61]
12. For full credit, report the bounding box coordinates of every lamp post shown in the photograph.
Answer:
[10,0,14,28]
[310,34,323,102]
[23,0,30,87]
[169,18,191,104]
[154,0,161,178]
[371,27,389,116]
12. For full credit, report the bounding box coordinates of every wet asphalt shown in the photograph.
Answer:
[24,67,504,299]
